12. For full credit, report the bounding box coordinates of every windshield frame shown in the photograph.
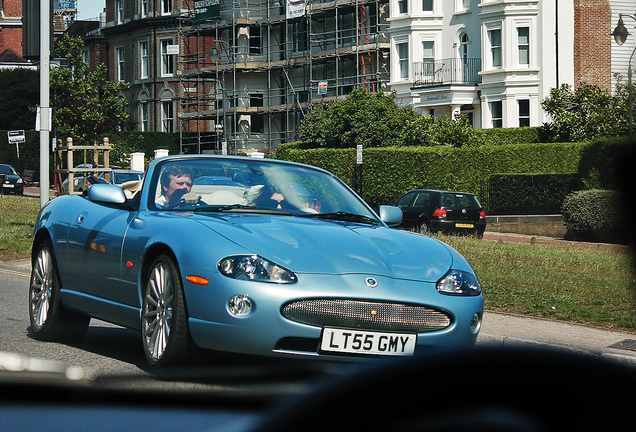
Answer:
[145,155,380,223]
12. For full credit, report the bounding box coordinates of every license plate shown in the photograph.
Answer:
[321,328,416,356]
[3,184,14,188]
[455,223,474,228]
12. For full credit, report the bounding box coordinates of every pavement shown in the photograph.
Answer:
[8,185,636,365]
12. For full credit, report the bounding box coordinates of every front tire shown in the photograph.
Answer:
[28,242,90,341]
[141,255,189,367]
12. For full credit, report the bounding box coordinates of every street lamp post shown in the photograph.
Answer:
[612,13,636,146]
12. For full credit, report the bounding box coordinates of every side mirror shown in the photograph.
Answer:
[87,184,127,204]
[377,205,403,227]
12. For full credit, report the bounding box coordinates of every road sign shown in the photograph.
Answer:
[8,130,25,144]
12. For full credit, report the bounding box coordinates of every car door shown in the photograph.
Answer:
[65,199,134,304]
[394,191,418,227]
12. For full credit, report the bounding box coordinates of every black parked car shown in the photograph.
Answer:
[0,164,24,195]
[391,189,486,236]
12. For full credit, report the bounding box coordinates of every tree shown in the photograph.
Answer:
[298,89,419,148]
[540,80,629,142]
[51,34,130,145]
[0,68,39,130]
[298,88,479,148]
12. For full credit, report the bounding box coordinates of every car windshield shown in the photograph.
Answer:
[0,165,15,175]
[150,157,378,221]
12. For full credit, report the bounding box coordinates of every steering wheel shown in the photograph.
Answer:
[252,346,636,432]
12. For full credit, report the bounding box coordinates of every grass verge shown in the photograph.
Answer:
[440,234,636,331]
[0,195,40,261]
[1,196,635,331]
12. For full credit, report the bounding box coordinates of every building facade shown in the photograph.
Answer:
[389,0,632,130]
[77,0,633,153]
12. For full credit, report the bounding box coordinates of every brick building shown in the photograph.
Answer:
[0,0,31,68]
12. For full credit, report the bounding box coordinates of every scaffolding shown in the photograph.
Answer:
[178,0,389,154]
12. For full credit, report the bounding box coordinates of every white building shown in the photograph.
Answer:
[388,0,630,130]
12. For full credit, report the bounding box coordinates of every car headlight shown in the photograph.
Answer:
[437,270,481,296]
[218,255,297,284]
[16,178,23,184]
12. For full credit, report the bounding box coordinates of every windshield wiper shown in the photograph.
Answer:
[299,211,379,225]
[194,204,294,215]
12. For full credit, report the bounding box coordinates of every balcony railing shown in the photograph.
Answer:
[413,58,481,86]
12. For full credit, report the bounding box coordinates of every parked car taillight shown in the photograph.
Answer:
[432,208,446,218]
[479,210,486,220]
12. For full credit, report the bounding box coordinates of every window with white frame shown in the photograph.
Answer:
[139,102,149,131]
[82,48,90,66]
[161,100,174,132]
[422,0,433,12]
[160,39,175,77]
[139,41,149,79]
[396,41,409,80]
[422,40,434,75]
[517,27,529,66]
[488,28,502,68]
[116,0,124,23]
[140,0,148,18]
[455,0,470,12]
[398,0,407,14]
[116,47,125,82]
[490,101,503,128]
[518,99,530,127]
[162,0,172,15]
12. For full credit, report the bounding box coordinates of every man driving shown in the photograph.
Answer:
[155,165,199,208]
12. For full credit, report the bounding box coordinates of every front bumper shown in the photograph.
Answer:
[183,272,483,360]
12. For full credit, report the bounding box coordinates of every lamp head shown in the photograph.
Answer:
[612,15,629,46]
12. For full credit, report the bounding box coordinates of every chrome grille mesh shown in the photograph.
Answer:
[281,299,451,333]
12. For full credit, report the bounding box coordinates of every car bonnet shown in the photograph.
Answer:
[193,213,454,282]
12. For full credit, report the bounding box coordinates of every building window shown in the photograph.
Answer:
[139,41,149,79]
[82,48,90,66]
[251,115,264,134]
[518,27,529,66]
[249,26,262,55]
[292,20,308,52]
[488,28,502,68]
[422,0,433,12]
[161,101,174,132]
[250,93,264,107]
[139,102,149,131]
[160,39,175,77]
[397,41,409,79]
[518,99,530,127]
[490,101,502,128]
[422,40,434,75]
[162,0,172,15]
[140,0,148,18]
[116,47,125,82]
[398,0,407,14]
[116,0,124,23]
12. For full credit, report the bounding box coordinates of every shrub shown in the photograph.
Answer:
[561,189,629,243]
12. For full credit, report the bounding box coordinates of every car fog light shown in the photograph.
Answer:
[470,313,481,334]
[227,295,254,317]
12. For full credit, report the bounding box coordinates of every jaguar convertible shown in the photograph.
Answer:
[28,155,483,367]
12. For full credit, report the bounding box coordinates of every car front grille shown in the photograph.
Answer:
[281,299,452,333]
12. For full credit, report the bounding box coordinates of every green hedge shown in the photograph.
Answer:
[486,173,579,215]
[561,190,629,243]
[275,138,629,210]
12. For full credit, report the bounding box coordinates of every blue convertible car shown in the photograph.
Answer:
[28,155,483,366]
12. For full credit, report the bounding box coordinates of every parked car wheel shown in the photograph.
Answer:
[142,254,189,367]
[418,220,431,234]
[28,242,90,341]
